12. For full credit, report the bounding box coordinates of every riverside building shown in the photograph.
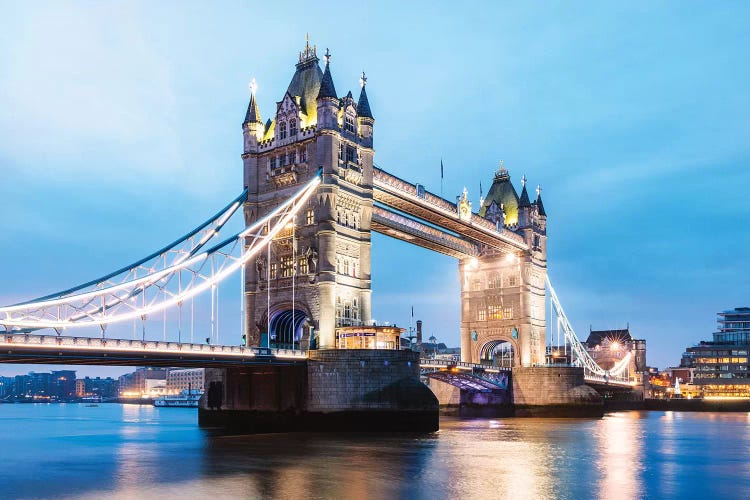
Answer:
[680,307,750,398]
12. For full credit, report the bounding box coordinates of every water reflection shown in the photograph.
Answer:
[595,412,644,500]
[3,406,750,499]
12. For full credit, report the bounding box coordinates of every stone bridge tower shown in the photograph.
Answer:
[241,41,374,350]
[459,165,548,366]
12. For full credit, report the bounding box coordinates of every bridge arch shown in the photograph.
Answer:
[477,337,518,368]
[260,302,312,349]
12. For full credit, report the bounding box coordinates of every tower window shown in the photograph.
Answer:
[305,209,314,225]
[488,305,503,320]
[346,145,356,163]
[345,116,355,133]
[278,121,287,140]
[280,256,294,278]
[290,119,297,136]
[300,147,307,163]
[298,256,308,274]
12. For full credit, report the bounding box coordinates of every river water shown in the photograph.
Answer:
[0,404,748,499]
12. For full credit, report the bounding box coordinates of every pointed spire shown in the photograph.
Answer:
[519,175,531,208]
[317,48,337,99]
[244,78,261,124]
[356,71,373,119]
[535,185,546,216]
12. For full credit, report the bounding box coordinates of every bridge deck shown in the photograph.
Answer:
[0,334,306,367]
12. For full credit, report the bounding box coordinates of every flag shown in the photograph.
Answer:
[411,305,414,318]
[440,158,444,179]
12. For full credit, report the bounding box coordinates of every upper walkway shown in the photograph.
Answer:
[372,167,528,253]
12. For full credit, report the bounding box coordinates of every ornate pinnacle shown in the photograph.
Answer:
[536,184,542,197]
[521,174,527,187]
[495,159,509,178]
[298,34,317,63]
[249,78,257,97]
[324,48,331,65]
[360,71,367,89]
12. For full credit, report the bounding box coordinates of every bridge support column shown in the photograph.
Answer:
[199,350,438,433]
[511,366,603,417]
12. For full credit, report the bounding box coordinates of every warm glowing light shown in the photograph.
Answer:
[505,253,516,264]
[610,341,620,351]
[0,176,321,329]
[468,257,478,269]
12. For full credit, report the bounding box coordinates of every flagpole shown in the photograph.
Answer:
[440,158,444,197]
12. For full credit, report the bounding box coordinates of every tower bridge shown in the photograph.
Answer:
[0,39,643,431]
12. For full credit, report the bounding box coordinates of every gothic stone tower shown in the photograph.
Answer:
[459,165,548,366]
[241,41,374,350]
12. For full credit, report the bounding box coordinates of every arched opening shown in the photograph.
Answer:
[480,339,515,368]
[269,309,307,349]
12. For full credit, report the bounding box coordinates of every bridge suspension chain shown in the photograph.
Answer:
[546,276,632,384]
[0,175,321,332]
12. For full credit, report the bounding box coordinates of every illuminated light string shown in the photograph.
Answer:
[15,193,247,307]
[0,176,321,329]
[546,275,633,382]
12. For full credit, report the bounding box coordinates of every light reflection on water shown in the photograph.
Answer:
[0,404,749,499]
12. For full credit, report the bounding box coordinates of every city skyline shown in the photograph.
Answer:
[1,2,749,376]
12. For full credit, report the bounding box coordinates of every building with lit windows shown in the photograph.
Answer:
[680,307,750,397]
[118,367,168,398]
[166,368,205,394]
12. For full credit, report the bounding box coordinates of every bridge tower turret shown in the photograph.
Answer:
[242,40,374,350]
[463,165,548,367]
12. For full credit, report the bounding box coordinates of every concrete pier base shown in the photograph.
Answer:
[199,350,439,433]
[511,366,603,417]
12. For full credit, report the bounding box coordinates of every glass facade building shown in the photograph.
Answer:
[681,307,750,396]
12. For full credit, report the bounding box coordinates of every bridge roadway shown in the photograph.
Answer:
[0,334,636,388]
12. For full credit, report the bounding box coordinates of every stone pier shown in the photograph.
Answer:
[511,366,603,417]
[199,349,439,433]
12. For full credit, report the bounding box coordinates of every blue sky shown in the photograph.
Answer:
[0,1,748,377]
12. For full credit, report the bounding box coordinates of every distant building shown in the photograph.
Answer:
[680,307,750,397]
[0,376,14,399]
[166,368,204,394]
[52,370,77,399]
[14,374,31,397]
[77,377,118,399]
[118,367,167,398]
[584,328,647,382]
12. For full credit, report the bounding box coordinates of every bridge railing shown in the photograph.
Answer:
[0,334,307,359]
[420,357,511,373]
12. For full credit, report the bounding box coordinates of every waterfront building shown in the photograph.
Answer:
[0,376,13,399]
[118,367,168,398]
[166,368,204,394]
[76,377,119,399]
[680,307,750,397]
[13,374,31,397]
[584,328,647,379]
[52,370,77,399]
[29,372,52,399]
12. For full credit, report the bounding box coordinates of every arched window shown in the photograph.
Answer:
[278,121,287,140]
[345,115,355,133]
[289,119,297,136]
